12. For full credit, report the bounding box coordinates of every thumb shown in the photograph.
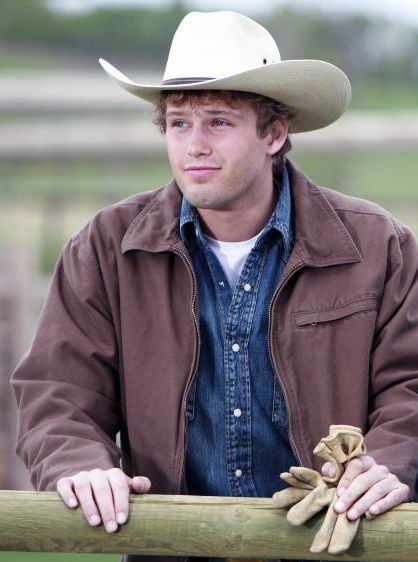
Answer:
[129,475,152,494]
[321,462,336,479]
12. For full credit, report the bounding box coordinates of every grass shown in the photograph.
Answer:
[0,156,172,204]
[2,150,418,209]
[1,147,418,274]
[292,149,418,207]
[351,79,418,110]
[1,149,417,276]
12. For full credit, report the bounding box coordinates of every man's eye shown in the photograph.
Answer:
[213,119,229,127]
[172,120,186,128]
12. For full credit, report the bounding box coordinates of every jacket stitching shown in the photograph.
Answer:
[333,206,408,245]
[123,186,170,240]
[292,294,379,315]
[125,195,161,237]
[294,308,378,328]
[334,207,390,217]
[314,189,358,255]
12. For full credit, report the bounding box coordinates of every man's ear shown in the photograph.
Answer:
[266,118,289,155]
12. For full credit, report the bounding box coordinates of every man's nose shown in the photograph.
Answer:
[186,126,212,157]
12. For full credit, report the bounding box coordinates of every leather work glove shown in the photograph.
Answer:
[272,424,366,555]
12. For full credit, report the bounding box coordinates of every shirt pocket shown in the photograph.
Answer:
[292,295,379,328]
[272,377,289,428]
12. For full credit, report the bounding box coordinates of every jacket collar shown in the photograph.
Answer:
[286,160,361,267]
[121,161,361,268]
[121,180,183,254]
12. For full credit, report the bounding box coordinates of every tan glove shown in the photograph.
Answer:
[272,424,366,555]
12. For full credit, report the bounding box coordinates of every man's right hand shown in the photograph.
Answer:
[57,468,151,533]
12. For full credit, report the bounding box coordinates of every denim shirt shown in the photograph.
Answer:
[180,167,297,498]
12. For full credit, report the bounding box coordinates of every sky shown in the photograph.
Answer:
[49,0,418,27]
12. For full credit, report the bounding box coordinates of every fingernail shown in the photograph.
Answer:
[89,515,101,526]
[347,508,358,520]
[139,476,150,487]
[105,520,118,533]
[116,512,127,524]
[370,505,379,515]
[334,500,345,512]
[327,466,335,477]
[68,497,78,508]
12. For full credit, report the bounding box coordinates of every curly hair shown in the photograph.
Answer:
[153,90,295,173]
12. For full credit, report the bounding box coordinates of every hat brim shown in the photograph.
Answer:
[99,58,351,133]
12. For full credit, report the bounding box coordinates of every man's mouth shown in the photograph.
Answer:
[184,166,221,179]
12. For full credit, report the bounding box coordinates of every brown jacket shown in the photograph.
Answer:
[11,162,418,559]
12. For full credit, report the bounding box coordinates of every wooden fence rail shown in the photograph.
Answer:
[3,113,418,160]
[0,491,417,560]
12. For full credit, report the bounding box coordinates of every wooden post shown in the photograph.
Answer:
[0,247,34,490]
[0,491,417,560]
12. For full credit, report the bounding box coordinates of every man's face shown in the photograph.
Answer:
[165,96,288,212]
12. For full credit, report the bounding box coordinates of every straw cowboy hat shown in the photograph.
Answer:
[99,10,351,133]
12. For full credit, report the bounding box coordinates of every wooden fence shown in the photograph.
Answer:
[2,73,418,159]
[0,491,417,560]
[0,248,48,490]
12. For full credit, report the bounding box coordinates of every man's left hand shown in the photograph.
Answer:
[321,455,410,520]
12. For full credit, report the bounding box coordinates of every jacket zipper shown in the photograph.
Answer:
[268,260,305,466]
[172,247,201,493]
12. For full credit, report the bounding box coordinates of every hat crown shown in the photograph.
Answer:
[163,11,281,83]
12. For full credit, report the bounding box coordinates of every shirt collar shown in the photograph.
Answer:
[180,165,293,261]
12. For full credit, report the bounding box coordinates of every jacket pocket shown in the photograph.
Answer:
[272,377,289,428]
[293,295,379,328]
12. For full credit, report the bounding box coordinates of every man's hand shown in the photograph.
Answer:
[57,468,151,533]
[321,455,410,520]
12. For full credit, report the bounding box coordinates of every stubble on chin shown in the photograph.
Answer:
[179,180,235,211]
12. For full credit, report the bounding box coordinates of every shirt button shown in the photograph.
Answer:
[235,469,243,477]
[232,343,240,352]
[233,408,242,417]
[243,283,252,292]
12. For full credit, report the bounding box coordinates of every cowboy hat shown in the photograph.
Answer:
[99,10,351,133]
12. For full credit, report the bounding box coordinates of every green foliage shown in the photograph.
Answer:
[0,0,53,42]
[263,7,418,83]
[0,0,188,66]
[1,1,417,84]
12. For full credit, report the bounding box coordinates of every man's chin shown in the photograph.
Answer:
[178,183,215,207]
[184,195,216,209]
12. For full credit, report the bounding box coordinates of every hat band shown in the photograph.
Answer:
[162,76,215,85]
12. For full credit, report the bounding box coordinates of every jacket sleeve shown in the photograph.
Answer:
[11,228,122,491]
[365,222,418,498]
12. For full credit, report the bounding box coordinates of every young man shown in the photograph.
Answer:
[12,10,417,560]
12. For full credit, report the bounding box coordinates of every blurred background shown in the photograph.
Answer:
[0,0,418,532]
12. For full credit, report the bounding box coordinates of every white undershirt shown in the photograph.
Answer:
[204,230,262,288]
